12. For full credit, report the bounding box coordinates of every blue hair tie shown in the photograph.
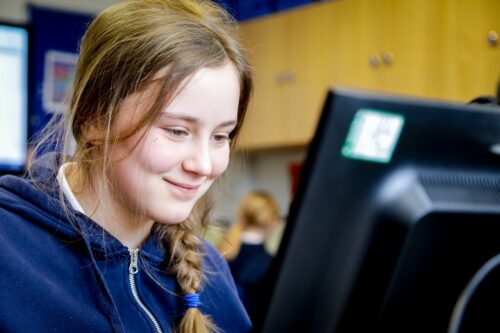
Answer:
[184,293,200,309]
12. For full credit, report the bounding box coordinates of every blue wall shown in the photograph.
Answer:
[216,0,319,21]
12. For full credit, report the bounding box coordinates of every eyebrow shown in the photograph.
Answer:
[161,113,238,128]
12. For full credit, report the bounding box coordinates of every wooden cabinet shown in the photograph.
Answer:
[352,0,444,98]
[238,3,330,148]
[441,0,500,102]
[287,4,332,147]
[237,0,500,149]
[238,13,292,148]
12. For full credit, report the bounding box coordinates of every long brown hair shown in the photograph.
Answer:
[29,1,252,332]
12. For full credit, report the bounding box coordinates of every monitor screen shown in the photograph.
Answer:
[0,22,29,174]
[260,89,500,333]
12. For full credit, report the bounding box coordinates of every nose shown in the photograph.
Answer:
[182,140,213,176]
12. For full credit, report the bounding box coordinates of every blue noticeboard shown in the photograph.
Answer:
[29,5,92,141]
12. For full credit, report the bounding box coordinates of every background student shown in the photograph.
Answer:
[220,191,281,323]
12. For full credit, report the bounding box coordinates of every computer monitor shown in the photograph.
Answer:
[0,22,30,174]
[260,88,500,333]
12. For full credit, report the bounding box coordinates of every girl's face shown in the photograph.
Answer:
[107,62,240,225]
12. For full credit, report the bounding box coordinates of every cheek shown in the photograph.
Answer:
[211,147,231,177]
[135,134,178,173]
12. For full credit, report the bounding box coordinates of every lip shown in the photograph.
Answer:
[164,179,202,199]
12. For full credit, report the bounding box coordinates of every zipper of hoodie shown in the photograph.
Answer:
[128,248,164,333]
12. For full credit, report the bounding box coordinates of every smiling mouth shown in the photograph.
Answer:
[164,179,202,198]
[167,180,201,190]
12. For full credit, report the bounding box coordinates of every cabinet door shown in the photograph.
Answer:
[323,0,382,92]
[442,0,500,102]
[287,2,332,145]
[378,0,445,98]
[238,13,293,148]
[324,0,446,99]
[239,5,331,148]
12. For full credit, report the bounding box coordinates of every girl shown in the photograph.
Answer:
[0,0,252,332]
[222,191,281,324]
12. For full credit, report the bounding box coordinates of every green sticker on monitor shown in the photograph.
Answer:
[342,109,404,163]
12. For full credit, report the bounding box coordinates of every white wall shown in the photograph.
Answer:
[212,147,306,224]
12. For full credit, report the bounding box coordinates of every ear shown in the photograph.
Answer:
[80,121,106,143]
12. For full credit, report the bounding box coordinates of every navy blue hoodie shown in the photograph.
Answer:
[0,159,251,332]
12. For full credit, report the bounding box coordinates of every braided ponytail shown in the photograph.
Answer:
[158,198,219,333]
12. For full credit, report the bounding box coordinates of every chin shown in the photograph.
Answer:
[153,211,192,225]
[150,198,204,226]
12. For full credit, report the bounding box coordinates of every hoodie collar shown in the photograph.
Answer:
[56,162,86,215]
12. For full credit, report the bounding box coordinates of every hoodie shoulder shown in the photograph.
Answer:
[201,238,252,331]
[0,175,39,211]
[0,174,78,238]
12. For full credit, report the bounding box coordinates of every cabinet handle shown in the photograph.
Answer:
[274,73,286,84]
[284,71,295,83]
[274,71,295,84]
[369,55,381,68]
[382,51,394,65]
[487,30,498,47]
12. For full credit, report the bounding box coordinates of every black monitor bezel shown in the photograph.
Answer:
[259,88,500,333]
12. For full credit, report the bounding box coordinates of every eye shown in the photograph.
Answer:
[213,133,230,144]
[164,128,188,138]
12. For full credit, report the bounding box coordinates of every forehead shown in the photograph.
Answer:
[159,62,240,123]
[115,62,240,130]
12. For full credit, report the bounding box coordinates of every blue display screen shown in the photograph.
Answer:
[0,23,29,173]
